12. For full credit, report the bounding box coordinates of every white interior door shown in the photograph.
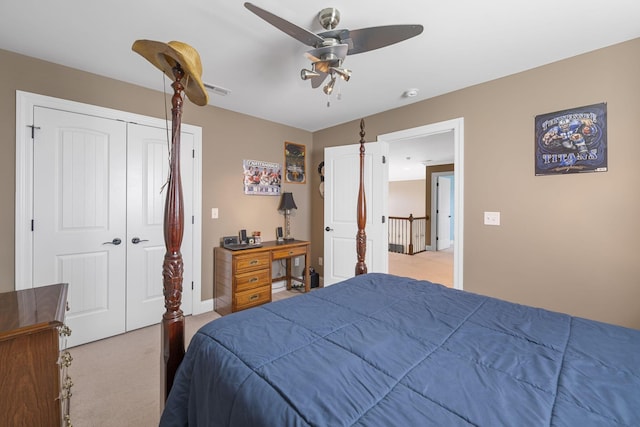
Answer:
[436,176,452,250]
[324,142,388,286]
[126,123,193,330]
[33,106,127,347]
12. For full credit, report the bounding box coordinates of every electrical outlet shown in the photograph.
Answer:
[484,211,500,226]
[294,257,300,267]
[211,208,218,219]
[318,257,323,266]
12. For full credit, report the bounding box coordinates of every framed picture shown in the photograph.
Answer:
[284,141,306,184]
[243,159,281,195]
[534,102,607,176]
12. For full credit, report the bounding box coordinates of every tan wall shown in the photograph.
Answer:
[312,38,640,329]
[0,48,313,302]
[388,180,426,217]
[2,38,639,329]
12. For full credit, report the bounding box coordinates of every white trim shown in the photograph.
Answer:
[15,90,209,312]
[377,118,465,290]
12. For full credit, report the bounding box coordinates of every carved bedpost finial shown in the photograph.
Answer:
[355,119,368,275]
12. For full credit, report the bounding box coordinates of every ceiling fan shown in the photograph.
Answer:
[244,3,424,95]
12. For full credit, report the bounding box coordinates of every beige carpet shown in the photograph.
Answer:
[69,290,300,426]
[388,247,454,287]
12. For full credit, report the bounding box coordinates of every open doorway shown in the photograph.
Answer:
[378,118,464,290]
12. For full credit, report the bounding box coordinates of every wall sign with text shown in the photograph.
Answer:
[534,103,607,176]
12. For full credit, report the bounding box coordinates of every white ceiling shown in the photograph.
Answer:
[1,1,638,180]
[2,1,638,133]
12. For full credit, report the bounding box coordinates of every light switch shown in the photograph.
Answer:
[211,208,219,219]
[484,211,500,226]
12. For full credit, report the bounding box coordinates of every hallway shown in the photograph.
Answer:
[388,247,453,287]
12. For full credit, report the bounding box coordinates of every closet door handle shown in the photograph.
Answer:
[103,238,122,246]
[132,237,149,244]
[325,227,333,232]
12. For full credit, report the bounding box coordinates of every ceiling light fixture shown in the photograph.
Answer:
[203,83,231,96]
[402,88,419,98]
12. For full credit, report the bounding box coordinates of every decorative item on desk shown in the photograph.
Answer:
[278,192,297,241]
[252,231,261,244]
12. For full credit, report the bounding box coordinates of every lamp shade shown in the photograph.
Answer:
[278,192,297,211]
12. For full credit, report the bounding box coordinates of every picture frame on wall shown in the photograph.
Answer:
[534,102,607,176]
[243,159,281,195]
[284,141,306,184]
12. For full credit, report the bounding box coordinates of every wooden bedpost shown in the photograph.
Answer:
[132,39,209,407]
[355,119,368,275]
[161,65,186,402]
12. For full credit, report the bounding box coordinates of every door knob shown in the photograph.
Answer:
[102,238,122,245]
[325,226,333,231]
[131,237,149,244]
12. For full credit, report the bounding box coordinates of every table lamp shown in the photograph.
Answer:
[278,192,297,241]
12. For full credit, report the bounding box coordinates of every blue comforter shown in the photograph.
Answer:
[161,273,640,426]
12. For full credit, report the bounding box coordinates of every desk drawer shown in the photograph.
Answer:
[235,252,270,272]
[235,284,271,310]
[235,269,271,292]
[272,245,307,260]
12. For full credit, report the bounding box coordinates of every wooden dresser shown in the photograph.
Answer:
[214,240,310,315]
[0,283,72,426]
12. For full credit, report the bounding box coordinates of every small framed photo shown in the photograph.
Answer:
[284,141,306,184]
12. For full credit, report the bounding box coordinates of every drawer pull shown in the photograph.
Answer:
[249,277,258,283]
[249,294,260,301]
[249,260,259,265]
[289,250,294,255]
[59,325,72,337]
[60,350,73,368]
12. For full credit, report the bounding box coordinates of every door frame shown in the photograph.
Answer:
[15,90,211,314]
[432,171,454,251]
[377,118,464,290]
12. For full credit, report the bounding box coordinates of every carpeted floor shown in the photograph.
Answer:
[388,247,454,287]
[69,289,300,426]
[68,251,452,426]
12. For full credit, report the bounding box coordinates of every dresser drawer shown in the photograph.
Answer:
[235,284,271,311]
[272,245,307,260]
[235,252,270,272]
[235,268,271,292]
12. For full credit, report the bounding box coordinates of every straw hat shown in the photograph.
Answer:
[132,39,209,106]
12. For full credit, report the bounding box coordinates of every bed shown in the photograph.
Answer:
[161,272,640,426]
[136,50,639,425]
[158,119,639,426]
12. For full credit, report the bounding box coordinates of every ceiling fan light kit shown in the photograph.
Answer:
[244,2,423,100]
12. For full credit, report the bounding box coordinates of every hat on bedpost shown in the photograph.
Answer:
[132,39,209,106]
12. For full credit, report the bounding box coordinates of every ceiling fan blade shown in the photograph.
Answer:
[304,51,321,62]
[344,25,424,55]
[244,2,325,47]
[306,44,349,61]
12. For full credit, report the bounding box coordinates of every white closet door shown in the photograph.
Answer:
[126,123,193,331]
[33,106,127,347]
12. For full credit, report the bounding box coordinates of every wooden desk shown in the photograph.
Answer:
[214,240,311,315]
